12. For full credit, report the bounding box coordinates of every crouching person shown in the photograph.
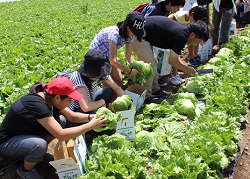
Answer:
[0,77,107,179]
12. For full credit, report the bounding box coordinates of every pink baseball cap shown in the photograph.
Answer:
[47,77,82,101]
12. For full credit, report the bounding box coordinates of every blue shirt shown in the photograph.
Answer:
[141,3,169,16]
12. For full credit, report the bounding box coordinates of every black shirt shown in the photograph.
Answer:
[197,0,212,6]
[0,94,60,144]
[143,16,190,55]
[220,0,234,8]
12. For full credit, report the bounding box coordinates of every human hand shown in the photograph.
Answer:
[185,66,197,75]
[88,114,107,129]
[209,22,214,30]
[129,69,139,76]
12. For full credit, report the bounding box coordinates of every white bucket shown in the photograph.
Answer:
[198,42,208,62]
[153,47,171,76]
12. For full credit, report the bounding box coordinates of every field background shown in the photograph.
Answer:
[0,0,144,116]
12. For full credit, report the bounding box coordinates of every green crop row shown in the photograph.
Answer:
[0,0,144,116]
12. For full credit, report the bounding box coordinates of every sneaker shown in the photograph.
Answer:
[174,74,185,83]
[43,153,54,162]
[17,166,43,179]
[194,56,206,65]
[188,58,200,67]
[152,89,172,97]
[144,97,164,104]
[158,78,168,87]
[168,76,181,86]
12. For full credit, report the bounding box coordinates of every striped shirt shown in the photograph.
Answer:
[68,71,108,111]
[90,26,134,59]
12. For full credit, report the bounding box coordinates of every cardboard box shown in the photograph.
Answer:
[116,109,135,141]
[108,103,136,141]
[153,47,171,76]
[53,141,69,160]
[125,83,147,113]
[49,135,87,179]
[66,139,77,162]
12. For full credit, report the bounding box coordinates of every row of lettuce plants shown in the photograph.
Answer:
[79,27,250,178]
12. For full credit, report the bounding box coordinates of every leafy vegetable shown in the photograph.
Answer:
[215,47,233,60]
[184,79,205,95]
[111,95,132,112]
[133,130,169,156]
[129,60,154,83]
[94,107,122,132]
[173,92,198,104]
[174,99,196,119]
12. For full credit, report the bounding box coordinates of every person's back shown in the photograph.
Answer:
[141,0,185,17]
[144,16,189,52]
[141,1,167,16]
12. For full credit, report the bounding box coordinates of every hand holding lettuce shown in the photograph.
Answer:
[94,107,122,132]
[128,60,154,84]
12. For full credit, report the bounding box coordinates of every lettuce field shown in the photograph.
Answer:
[0,0,250,178]
[0,0,144,116]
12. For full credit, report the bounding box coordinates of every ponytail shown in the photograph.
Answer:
[117,20,129,39]
[29,82,47,94]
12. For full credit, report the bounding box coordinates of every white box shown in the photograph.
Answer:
[49,135,87,179]
[116,109,135,141]
[125,83,147,113]
[49,158,81,179]
[153,47,171,76]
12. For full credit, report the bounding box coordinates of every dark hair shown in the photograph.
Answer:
[166,0,185,7]
[29,82,47,94]
[81,75,94,99]
[117,21,129,39]
[188,21,209,42]
[189,6,209,24]
[117,20,142,42]
[29,82,68,100]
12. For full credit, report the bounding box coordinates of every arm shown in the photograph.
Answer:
[77,87,105,112]
[109,41,139,76]
[103,75,126,97]
[60,107,94,123]
[125,43,135,64]
[109,41,131,73]
[168,50,197,75]
[38,114,107,141]
[206,4,214,29]
[125,43,139,76]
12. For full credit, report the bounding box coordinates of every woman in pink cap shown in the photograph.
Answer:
[0,77,107,179]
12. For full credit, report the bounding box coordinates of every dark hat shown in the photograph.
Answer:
[77,49,112,79]
[126,11,145,38]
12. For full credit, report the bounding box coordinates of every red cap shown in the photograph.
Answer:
[47,77,82,101]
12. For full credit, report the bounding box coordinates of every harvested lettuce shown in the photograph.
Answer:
[133,130,168,156]
[174,99,196,119]
[173,92,198,104]
[111,95,132,112]
[94,107,122,132]
[129,60,154,83]
[184,80,205,95]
